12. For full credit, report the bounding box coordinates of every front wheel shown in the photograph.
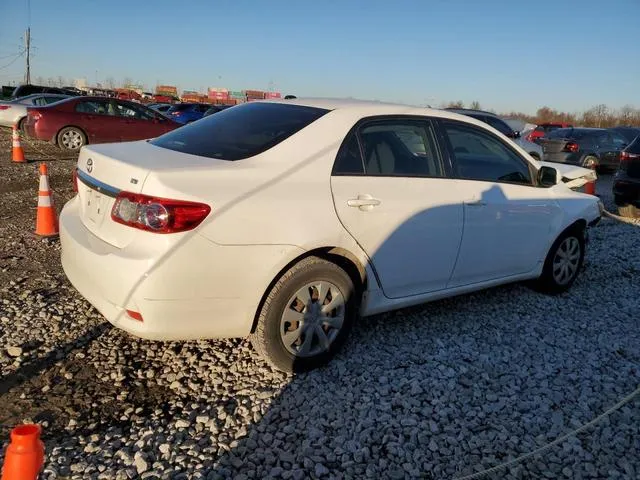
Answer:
[534,227,585,295]
[250,256,357,373]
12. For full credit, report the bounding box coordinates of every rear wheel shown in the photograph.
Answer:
[534,226,585,295]
[250,256,357,373]
[57,127,86,151]
[16,116,26,131]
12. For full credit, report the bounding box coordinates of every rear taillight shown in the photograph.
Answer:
[563,141,579,153]
[72,169,78,192]
[111,192,211,234]
[620,151,640,167]
[126,310,143,322]
[0,106,10,110]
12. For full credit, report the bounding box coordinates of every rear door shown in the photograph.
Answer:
[73,99,122,144]
[330,117,464,298]
[441,120,561,287]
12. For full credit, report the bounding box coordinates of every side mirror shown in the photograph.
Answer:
[538,166,558,187]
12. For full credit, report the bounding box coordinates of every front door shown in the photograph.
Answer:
[440,120,562,287]
[330,118,464,299]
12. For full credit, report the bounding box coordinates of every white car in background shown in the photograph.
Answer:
[60,99,602,373]
[0,93,71,129]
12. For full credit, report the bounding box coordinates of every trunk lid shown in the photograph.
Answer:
[75,140,223,248]
[537,138,569,154]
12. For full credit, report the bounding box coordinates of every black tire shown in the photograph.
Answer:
[250,256,357,373]
[583,155,598,169]
[534,226,585,295]
[57,126,86,151]
[16,116,26,131]
[618,204,639,218]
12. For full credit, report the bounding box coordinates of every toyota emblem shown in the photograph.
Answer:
[86,158,93,173]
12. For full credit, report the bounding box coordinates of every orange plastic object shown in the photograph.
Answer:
[11,125,26,163]
[1,424,45,480]
[35,163,59,237]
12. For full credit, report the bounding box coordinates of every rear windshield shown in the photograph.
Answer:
[150,102,329,160]
[547,129,598,140]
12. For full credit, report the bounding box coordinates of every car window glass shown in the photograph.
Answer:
[594,132,609,145]
[34,97,48,106]
[333,132,364,175]
[114,102,151,120]
[611,132,627,147]
[444,122,532,185]
[150,102,329,161]
[358,121,443,177]
[75,101,108,115]
[484,116,513,136]
[44,96,64,104]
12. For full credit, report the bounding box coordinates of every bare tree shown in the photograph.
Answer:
[46,77,55,86]
[122,77,133,88]
[447,100,465,108]
[105,77,115,89]
[469,101,481,110]
[35,76,44,85]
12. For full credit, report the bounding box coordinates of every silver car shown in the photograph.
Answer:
[0,93,71,129]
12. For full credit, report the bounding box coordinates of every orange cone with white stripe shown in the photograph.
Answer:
[11,124,26,163]
[35,163,59,237]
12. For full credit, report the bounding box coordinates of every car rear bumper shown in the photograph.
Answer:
[60,196,303,341]
[60,196,254,340]
[613,175,640,207]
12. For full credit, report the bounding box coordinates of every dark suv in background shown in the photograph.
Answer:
[10,84,82,100]
[537,127,628,171]
[613,135,640,218]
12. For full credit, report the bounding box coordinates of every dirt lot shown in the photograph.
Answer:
[0,127,638,479]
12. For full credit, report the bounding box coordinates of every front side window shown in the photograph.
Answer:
[444,122,532,185]
[358,121,443,177]
[151,102,329,160]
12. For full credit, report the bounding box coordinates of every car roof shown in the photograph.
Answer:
[444,107,499,117]
[261,97,484,124]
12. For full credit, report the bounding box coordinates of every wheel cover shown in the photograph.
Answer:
[552,236,581,285]
[61,130,82,149]
[280,281,346,358]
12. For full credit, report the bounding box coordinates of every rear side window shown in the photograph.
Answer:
[483,116,513,136]
[151,102,329,160]
[333,119,444,177]
[75,101,108,115]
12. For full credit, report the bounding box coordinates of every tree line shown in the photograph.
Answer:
[445,101,640,128]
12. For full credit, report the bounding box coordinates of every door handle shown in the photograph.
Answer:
[347,194,381,211]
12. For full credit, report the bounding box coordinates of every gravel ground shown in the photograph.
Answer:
[0,127,639,479]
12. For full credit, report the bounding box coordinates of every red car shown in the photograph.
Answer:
[23,96,181,151]
[527,122,573,143]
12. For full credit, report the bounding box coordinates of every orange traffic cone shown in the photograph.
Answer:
[35,163,59,237]
[11,125,26,163]
[1,424,45,480]
[584,165,597,195]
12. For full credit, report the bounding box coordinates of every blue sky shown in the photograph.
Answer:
[1,0,638,114]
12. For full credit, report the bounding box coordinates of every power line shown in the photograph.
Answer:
[0,53,24,70]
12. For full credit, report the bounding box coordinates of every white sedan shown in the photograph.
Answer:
[0,93,71,129]
[60,99,602,372]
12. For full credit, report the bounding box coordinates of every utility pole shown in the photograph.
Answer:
[24,28,31,84]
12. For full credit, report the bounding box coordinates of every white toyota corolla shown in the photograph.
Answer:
[60,99,602,372]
